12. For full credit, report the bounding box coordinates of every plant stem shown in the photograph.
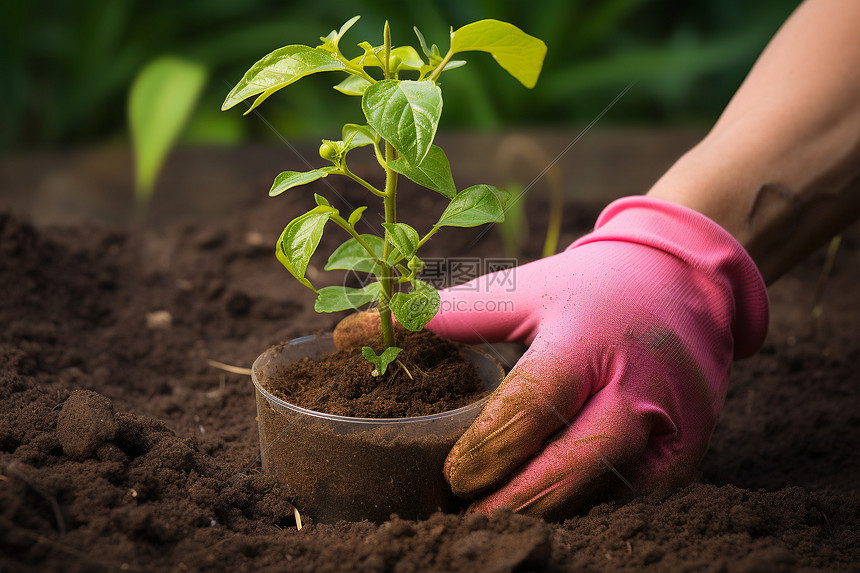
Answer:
[416,226,439,250]
[428,49,454,83]
[340,164,385,197]
[372,141,386,169]
[377,21,397,349]
[341,63,377,85]
[330,216,385,266]
[333,41,376,84]
[378,157,397,348]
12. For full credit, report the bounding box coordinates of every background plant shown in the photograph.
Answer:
[222,17,545,355]
[1,0,798,153]
[494,134,564,259]
[128,56,206,211]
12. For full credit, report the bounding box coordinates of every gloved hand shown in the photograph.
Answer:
[431,196,769,519]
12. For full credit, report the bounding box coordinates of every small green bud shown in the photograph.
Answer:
[407,256,425,273]
[319,141,340,161]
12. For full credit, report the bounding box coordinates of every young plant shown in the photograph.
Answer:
[222,17,545,368]
[361,346,402,377]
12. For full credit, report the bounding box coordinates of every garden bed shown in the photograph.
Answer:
[1,141,858,571]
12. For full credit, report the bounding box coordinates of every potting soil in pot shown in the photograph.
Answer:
[263,329,489,418]
[252,330,497,523]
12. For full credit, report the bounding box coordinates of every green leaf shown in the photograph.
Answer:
[269,167,337,197]
[436,185,510,228]
[347,206,367,227]
[381,222,420,260]
[317,15,360,53]
[414,27,443,63]
[388,145,456,199]
[391,46,426,71]
[315,282,381,312]
[324,234,385,273]
[353,41,384,67]
[358,45,425,71]
[333,75,372,96]
[414,26,436,61]
[362,79,442,165]
[314,193,329,207]
[275,205,338,292]
[450,19,546,88]
[129,56,207,205]
[390,279,440,331]
[222,45,346,113]
[361,346,403,376]
[442,60,467,71]
[420,59,467,77]
[342,123,378,150]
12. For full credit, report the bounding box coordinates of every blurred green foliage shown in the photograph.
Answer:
[129,56,206,205]
[0,0,797,151]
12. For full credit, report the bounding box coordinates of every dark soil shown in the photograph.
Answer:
[265,329,488,418]
[1,144,859,571]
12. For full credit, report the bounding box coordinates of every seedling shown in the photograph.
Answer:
[361,346,402,377]
[223,17,545,369]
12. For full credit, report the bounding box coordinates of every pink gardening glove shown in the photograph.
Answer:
[432,196,769,519]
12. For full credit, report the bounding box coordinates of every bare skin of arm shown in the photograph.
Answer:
[647,0,860,284]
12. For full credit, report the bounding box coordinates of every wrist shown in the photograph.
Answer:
[645,138,758,245]
[647,137,860,283]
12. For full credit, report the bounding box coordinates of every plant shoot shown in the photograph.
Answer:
[223,17,545,367]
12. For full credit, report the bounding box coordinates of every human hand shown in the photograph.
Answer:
[432,197,769,519]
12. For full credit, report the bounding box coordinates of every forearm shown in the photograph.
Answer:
[647,0,860,284]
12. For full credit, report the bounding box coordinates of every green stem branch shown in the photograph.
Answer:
[372,142,386,169]
[428,49,454,83]
[340,164,385,197]
[335,47,376,84]
[416,226,440,250]
[331,215,385,266]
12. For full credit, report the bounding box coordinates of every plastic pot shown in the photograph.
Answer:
[250,333,504,524]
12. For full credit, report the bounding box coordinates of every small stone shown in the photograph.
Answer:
[57,390,117,460]
[245,231,266,247]
[146,310,172,330]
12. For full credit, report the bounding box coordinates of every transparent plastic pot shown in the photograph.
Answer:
[251,333,504,524]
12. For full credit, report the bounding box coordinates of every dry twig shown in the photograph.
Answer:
[206,359,252,376]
